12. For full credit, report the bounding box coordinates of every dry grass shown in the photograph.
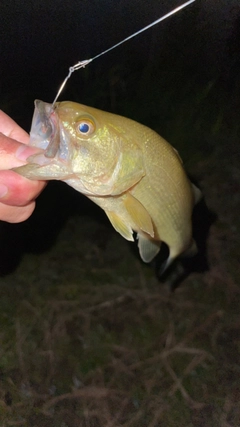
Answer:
[0,221,239,427]
[0,70,240,426]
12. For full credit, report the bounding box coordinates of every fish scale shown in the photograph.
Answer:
[11,0,198,273]
[130,143,193,257]
[14,101,200,271]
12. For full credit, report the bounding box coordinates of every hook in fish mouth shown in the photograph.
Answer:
[44,111,60,159]
[12,100,72,180]
[30,99,60,159]
[12,99,71,180]
[25,100,68,164]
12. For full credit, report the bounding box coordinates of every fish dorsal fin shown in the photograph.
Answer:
[105,211,134,241]
[123,193,154,237]
[138,233,161,263]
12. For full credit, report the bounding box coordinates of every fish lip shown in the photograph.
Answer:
[26,151,68,167]
[35,100,60,159]
[44,108,60,159]
[30,100,53,145]
[30,100,69,163]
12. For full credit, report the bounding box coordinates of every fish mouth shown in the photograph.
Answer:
[13,100,73,180]
[30,100,60,158]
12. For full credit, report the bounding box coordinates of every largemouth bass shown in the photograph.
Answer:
[14,100,201,271]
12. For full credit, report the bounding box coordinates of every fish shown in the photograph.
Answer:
[14,100,201,272]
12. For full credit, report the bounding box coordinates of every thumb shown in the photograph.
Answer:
[0,133,41,170]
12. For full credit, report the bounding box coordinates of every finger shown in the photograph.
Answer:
[0,133,42,170]
[0,110,29,144]
[0,170,46,207]
[0,201,36,223]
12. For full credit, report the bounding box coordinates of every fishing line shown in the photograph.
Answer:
[52,0,196,106]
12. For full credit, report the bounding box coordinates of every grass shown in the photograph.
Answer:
[0,60,240,426]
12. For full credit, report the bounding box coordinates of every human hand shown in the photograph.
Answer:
[0,110,46,223]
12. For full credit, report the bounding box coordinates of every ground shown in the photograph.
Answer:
[0,65,239,426]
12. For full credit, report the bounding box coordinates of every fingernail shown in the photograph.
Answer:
[0,183,8,198]
[16,145,42,162]
[15,145,34,161]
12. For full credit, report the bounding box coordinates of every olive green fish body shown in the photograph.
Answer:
[132,129,195,259]
[14,100,200,269]
[85,122,195,264]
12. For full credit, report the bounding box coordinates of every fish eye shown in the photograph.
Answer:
[76,119,95,137]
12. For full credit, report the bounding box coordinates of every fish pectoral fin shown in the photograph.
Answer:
[137,233,161,263]
[105,211,134,241]
[191,183,202,205]
[173,147,183,163]
[123,193,154,237]
[182,239,198,257]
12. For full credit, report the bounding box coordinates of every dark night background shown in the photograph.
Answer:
[0,1,240,425]
[0,0,239,272]
[1,0,239,126]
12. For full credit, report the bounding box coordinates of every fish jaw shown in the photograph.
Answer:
[13,100,76,180]
[14,99,116,194]
[13,157,74,180]
[29,99,70,161]
[29,100,56,151]
[14,100,145,196]
[13,100,122,195]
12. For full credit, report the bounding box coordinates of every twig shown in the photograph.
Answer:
[86,292,135,313]
[169,353,210,396]
[41,387,125,416]
[180,310,224,346]
[162,359,205,409]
